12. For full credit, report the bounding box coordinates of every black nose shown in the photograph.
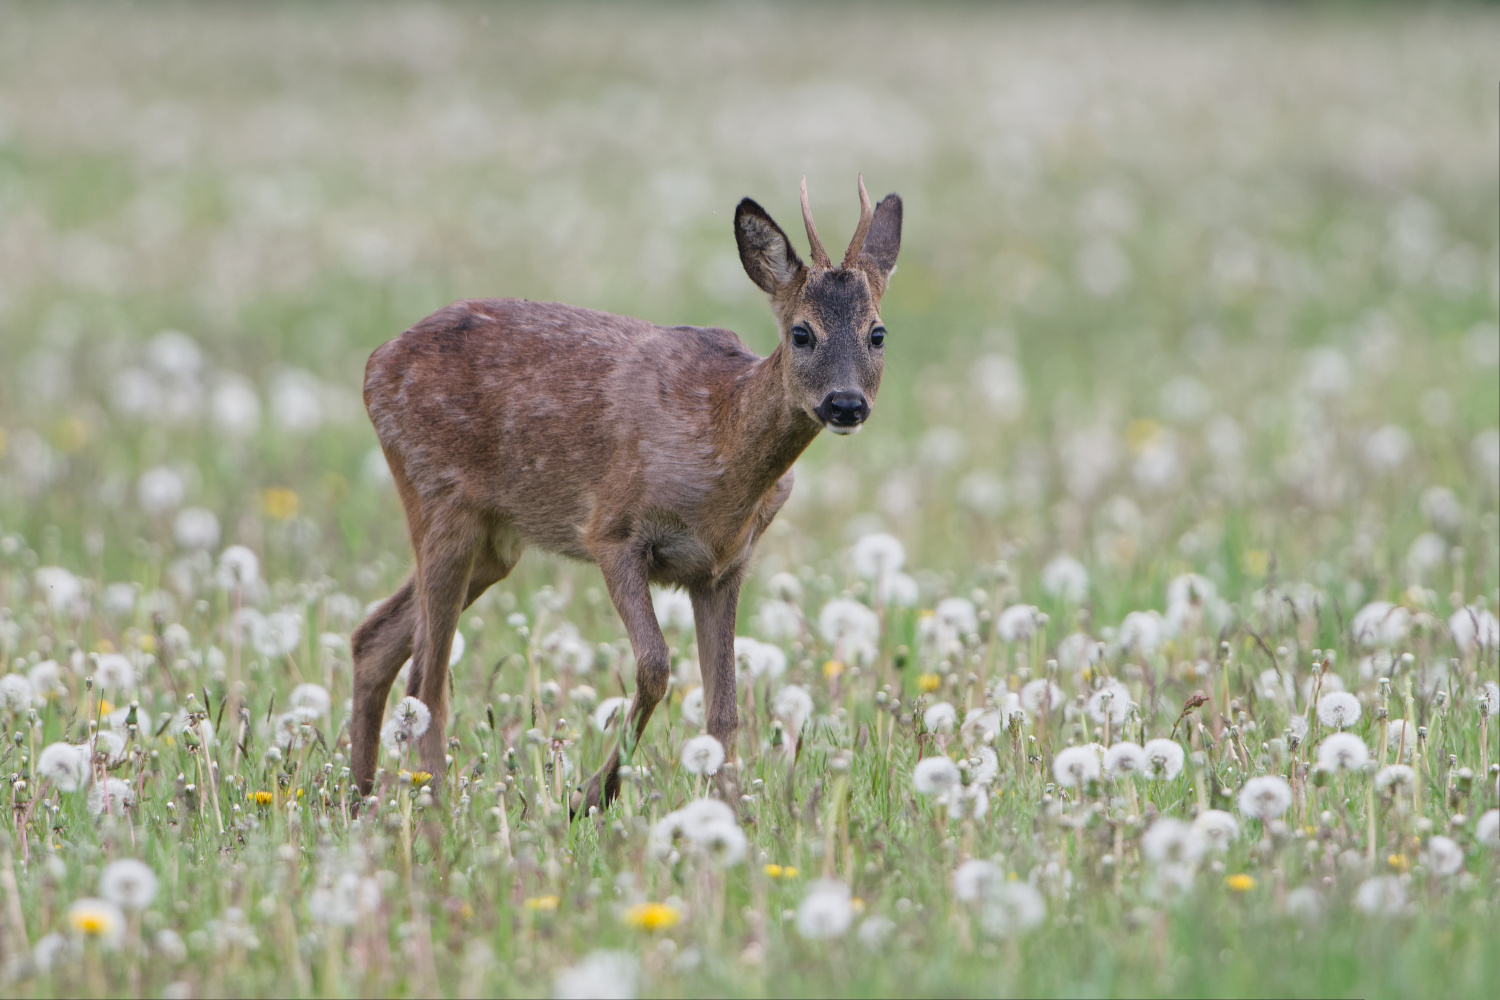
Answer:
[818,391,869,426]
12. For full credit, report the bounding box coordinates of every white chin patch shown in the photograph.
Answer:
[827,423,863,436]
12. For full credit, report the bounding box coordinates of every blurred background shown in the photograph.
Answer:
[0,1,1496,621]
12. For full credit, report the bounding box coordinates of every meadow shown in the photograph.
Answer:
[0,2,1498,997]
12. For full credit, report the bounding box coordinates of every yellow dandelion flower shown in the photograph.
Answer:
[1241,550,1270,577]
[409,771,433,787]
[624,901,681,931]
[249,791,274,806]
[99,699,114,716]
[1387,853,1408,872]
[1226,874,1256,892]
[138,635,156,655]
[781,866,799,878]
[763,864,783,878]
[95,639,116,654]
[851,897,865,913]
[917,673,942,694]
[822,659,845,680]
[259,487,300,520]
[67,898,124,947]
[524,895,559,912]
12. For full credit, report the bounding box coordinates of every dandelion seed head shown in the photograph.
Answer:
[1316,691,1362,730]
[1020,679,1063,713]
[1192,809,1239,851]
[1103,741,1146,777]
[680,734,726,776]
[1354,875,1407,916]
[1142,738,1186,780]
[952,859,1003,902]
[100,859,158,910]
[1238,775,1293,820]
[88,777,136,816]
[1052,744,1102,788]
[923,701,957,733]
[0,673,34,712]
[733,637,786,679]
[215,545,260,590]
[1041,555,1090,603]
[67,898,125,948]
[796,879,854,940]
[289,683,331,717]
[772,685,814,736]
[172,507,221,550]
[38,742,90,792]
[554,950,639,1000]
[680,686,705,727]
[1316,732,1369,772]
[1142,818,1205,866]
[979,881,1047,939]
[996,604,1043,642]
[593,696,628,732]
[1475,809,1499,848]
[1087,680,1132,726]
[1423,835,1464,876]
[913,755,961,796]
[850,533,906,579]
[818,598,880,647]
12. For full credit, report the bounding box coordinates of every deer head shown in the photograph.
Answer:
[734,176,902,435]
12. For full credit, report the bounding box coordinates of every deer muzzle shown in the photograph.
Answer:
[816,391,870,435]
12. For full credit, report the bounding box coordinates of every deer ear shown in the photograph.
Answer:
[735,199,804,295]
[857,193,902,282]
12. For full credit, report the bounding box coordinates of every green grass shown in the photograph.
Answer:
[0,2,1497,997]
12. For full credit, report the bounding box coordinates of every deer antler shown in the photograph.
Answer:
[801,176,832,270]
[842,174,874,269]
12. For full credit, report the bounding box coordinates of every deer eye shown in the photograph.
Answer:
[790,324,812,348]
[870,325,886,347]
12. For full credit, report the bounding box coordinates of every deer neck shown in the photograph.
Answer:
[716,344,821,497]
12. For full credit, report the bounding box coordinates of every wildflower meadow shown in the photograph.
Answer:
[0,4,1498,998]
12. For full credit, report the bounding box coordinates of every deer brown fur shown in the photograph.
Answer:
[349,177,902,812]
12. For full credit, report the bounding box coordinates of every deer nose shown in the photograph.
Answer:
[818,391,869,428]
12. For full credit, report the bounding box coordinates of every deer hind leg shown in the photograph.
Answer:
[350,576,418,798]
[575,548,670,816]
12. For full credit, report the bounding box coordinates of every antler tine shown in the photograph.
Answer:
[842,173,875,269]
[801,176,832,270]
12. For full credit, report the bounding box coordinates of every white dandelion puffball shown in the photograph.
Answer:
[875,570,920,608]
[1316,691,1362,730]
[1057,632,1101,673]
[850,532,906,579]
[1041,555,1090,603]
[66,898,126,949]
[1354,875,1407,916]
[772,685,814,736]
[1142,818,1205,866]
[1385,719,1417,761]
[818,598,880,647]
[1449,605,1500,653]
[1191,810,1239,851]
[935,596,979,637]
[212,375,261,438]
[1238,775,1292,820]
[734,637,787,679]
[754,599,803,642]
[1118,610,1166,655]
[88,778,137,816]
[1087,680,1132,726]
[1285,886,1323,922]
[996,604,1043,642]
[289,683,331,717]
[172,507,221,551]
[592,696,628,732]
[1103,742,1147,778]
[1316,732,1369,772]
[34,566,84,618]
[28,660,62,699]
[979,882,1046,939]
[100,859,158,910]
[952,859,1003,903]
[796,879,855,940]
[216,545,260,589]
[137,466,186,514]
[253,611,302,659]
[554,950,639,1000]
[94,653,136,691]
[681,686,705,727]
[37,742,90,792]
[0,673,34,712]
[913,755,961,796]
[680,734,726,776]
[1052,745,1102,788]
[1142,738,1186,780]
[969,746,999,785]
[1423,836,1464,877]
[1375,765,1415,793]
[651,587,695,631]
[1475,809,1500,848]
[1020,679,1063,713]
[1351,601,1410,648]
[381,696,432,753]
[923,701,957,734]
[93,730,128,765]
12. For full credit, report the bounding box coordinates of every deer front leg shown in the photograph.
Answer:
[575,549,669,816]
[691,576,743,753]
[407,520,479,786]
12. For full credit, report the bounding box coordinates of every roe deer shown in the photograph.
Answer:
[349,176,902,812]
